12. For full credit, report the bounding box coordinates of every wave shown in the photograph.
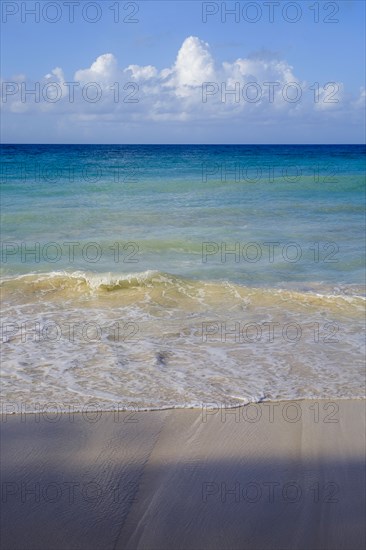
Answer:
[0,269,168,290]
[2,270,365,410]
[1,269,365,304]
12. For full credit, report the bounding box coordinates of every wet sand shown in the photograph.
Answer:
[1,399,365,550]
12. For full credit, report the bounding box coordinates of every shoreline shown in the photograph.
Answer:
[1,398,365,549]
[2,396,365,417]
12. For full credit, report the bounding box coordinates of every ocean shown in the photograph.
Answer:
[1,144,365,412]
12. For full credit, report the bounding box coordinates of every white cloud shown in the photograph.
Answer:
[1,36,364,132]
[164,36,215,96]
[314,82,344,111]
[124,64,157,81]
[45,67,65,83]
[352,86,366,109]
[74,53,118,84]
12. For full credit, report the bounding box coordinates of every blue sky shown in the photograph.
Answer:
[1,0,365,143]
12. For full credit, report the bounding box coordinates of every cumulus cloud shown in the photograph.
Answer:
[74,53,118,84]
[45,67,65,83]
[164,36,215,96]
[124,64,157,81]
[1,35,364,131]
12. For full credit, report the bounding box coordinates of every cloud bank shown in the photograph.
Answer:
[1,36,365,143]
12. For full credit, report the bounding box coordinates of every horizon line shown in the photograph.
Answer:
[1,143,365,146]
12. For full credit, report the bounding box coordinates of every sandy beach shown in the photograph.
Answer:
[1,398,365,550]
[2,0,366,544]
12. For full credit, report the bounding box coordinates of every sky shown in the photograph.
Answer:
[1,0,365,143]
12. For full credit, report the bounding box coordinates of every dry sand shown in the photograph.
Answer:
[1,399,365,550]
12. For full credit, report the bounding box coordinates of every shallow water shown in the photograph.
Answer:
[1,145,365,410]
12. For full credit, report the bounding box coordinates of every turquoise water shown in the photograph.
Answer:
[1,145,365,410]
[1,144,365,285]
